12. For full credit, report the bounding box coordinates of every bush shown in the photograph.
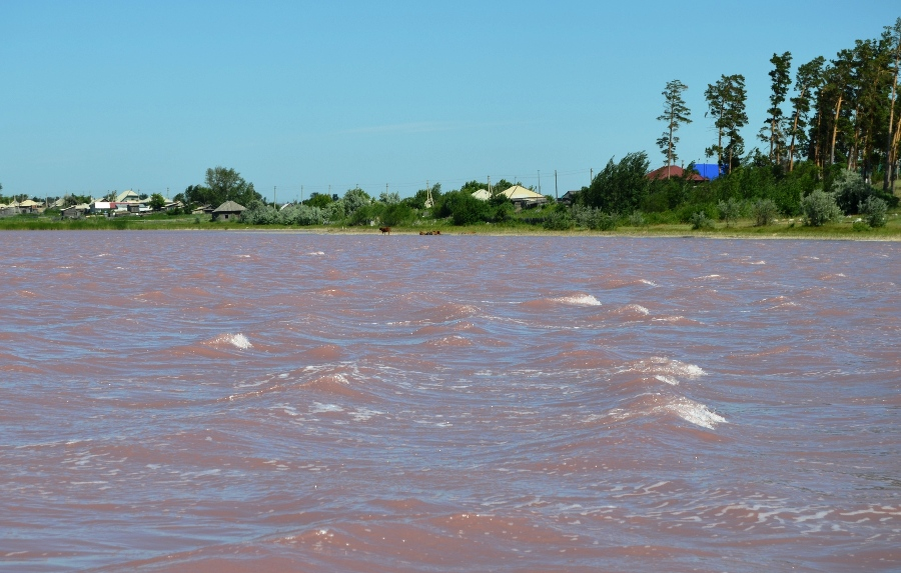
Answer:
[571,204,616,230]
[689,211,714,230]
[543,209,574,230]
[830,169,871,214]
[717,198,743,227]
[859,196,887,228]
[381,203,415,227]
[627,211,646,227]
[751,198,779,226]
[800,190,842,226]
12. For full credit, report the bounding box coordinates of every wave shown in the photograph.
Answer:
[205,333,253,349]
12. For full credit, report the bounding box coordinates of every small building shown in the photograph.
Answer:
[559,190,580,206]
[499,185,548,209]
[116,190,141,202]
[17,199,41,213]
[62,204,90,219]
[471,189,492,201]
[646,165,709,182]
[212,200,246,221]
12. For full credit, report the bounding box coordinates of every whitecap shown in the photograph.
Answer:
[663,397,726,429]
[552,294,601,306]
[226,333,252,349]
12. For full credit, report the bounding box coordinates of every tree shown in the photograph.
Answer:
[705,75,748,174]
[343,187,371,215]
[883,17,901,191]
[148,193,166,211]
[579,152,650,214]
[656,80,692,169]
[761,52,792,163]
[204,166,261,207]
[787,56,825,171]
[305,193,333,209]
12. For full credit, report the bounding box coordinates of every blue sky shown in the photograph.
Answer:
[1,1,898,201]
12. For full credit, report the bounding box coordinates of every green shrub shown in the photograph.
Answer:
[800,190,842,226]
[859,196,887,228]
[627,211,647,227]
[689,211,714,230]
[751,198,779,226]
[717,198,743,227]
[543,209,574,230]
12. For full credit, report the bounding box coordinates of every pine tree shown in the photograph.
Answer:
[656,80,691,170]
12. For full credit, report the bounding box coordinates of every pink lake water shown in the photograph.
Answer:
[1,230,899,572]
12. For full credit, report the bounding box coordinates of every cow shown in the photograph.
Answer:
[379,227,391,234]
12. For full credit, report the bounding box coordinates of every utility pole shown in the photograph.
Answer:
[590,168,593,185]
[538,170,541,194]
[554,170,558,200]
[274,186,277,207]
[487,176,491,195]
[301,185,304,204]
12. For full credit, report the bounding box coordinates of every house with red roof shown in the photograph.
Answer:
[646,165,709,182]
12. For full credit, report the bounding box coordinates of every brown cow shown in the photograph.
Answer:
[379,227,391,234]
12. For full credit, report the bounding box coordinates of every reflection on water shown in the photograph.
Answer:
[1,231,899,572]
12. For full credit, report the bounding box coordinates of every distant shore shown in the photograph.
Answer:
[2,215,900,241]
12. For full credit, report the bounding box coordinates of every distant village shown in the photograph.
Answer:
[0,190,239,219]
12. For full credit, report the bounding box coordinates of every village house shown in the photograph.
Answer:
[212,200,246,221]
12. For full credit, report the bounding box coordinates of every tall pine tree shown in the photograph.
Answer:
[656,80,691,170]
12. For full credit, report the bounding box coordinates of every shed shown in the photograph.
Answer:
[212,200,246,221]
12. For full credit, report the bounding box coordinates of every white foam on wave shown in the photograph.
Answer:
[654,375,679,386]
[662,397,726,429]
[618,304,650,315]
[639,279,657,286]
[209,333,253,349]
[552,294,601,306]
[228,333,253,349]
[628,356,706,381]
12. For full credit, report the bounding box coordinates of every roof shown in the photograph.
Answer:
[213,200,246,213]
[471,189,491,201]
[646,165,708,182]
[500,185,545,200]
[19,199,40,207]
[116,190,140,202]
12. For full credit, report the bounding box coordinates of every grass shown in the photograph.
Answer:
[2,211,900,239]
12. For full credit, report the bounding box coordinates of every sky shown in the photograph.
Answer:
[1,1,899,202]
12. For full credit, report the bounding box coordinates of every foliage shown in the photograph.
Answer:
[800,190,842,226]
[379,191,401,205]
[305,193,333,209]
[829,169,873,213]
[543,209,574,230]
[859,196,888,227]
[656,79,691,167]
[343,187,371,215]
[705,74,748,174]
[717,197,743,227]
[751,198,779,226]
[436,191,490,225]
[689,211,715,230]
[381,202,416,226]
[760,51,792,163]
[149,193,166,211]
[204,166,261,207]
[627,211,647,226]
[571,204,617,230]
[579,152,649,214]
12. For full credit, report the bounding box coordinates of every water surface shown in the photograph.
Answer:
[1,231,899,572]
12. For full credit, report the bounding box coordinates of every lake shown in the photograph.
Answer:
[1,231,899,572]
